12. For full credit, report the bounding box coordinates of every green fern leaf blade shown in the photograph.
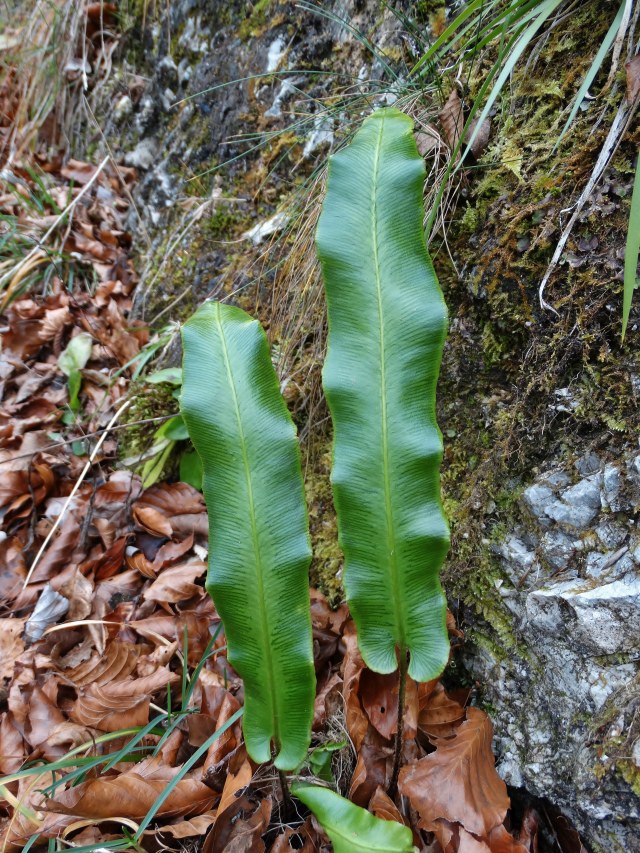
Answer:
[180,302,315,769]
[318,108,450,682]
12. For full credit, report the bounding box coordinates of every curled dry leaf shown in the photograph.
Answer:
[45,764,216,821]
[152,810,217,841]
[369,786,407,826]
[133,504,173,538]
[71,668,179,731]
[271,818,319,853]
[62,639,144,686]
[143,560,206,603]
[440,89,464,152]
[418,681,467,741]
[398,707,510,838]
[219,797,272,853]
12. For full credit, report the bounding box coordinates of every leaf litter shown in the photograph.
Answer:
[0,7,582,853]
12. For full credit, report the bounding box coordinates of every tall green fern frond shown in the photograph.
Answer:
[181,302,315,769]
[318,108,450,682]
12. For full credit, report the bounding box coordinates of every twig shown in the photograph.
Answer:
[22,398,132,589]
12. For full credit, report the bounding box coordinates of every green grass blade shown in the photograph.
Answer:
[318,108,450,681]
[134,706,244,838]
[291,784,414,852]
[555,0,625,148]
[409,0,501,77]
[622,151,640,342]
[180,303,315,769]
[460,0,565,164]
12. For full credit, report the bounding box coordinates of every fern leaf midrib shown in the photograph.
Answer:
[215,305,280,751]
[371,115,405,654]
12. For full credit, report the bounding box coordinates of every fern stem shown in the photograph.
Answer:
[388,648,408,799]
[278,768,294,819]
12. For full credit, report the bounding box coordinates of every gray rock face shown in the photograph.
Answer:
[466,455,640,851]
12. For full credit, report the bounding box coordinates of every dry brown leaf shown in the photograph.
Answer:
[0,618,25,682]
[202,689,243,770]
[153,810,217,840]
[349,729,391,807]
[222,797,272,853]
[57,570,93,621]
[439,89,464,152]
[26,682,65,747]
[360,669,399,741]
[271,818,319,852]
[369,786,407,825]
[71,668,179,731]
[45,764,216,820]
[342,622,369,752]
[63,639,142,686]
[459,828,492,852]
[626,54,640,104]
[418,682,467,740]
[137,482,206,518]
[398,707,510,838]
[133,505,173,538]
[486,823,531,852]
[143,560,206,603]
[151,532,195,570]
[0,712,24,774]
[217,751,253,817]
[313,671,342,731]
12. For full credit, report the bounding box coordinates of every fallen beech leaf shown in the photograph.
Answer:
[0,537,27,601]
[203,690,243,769]
[151,532,195,570]
[416,125,441,157]
[60,159,100,184]
[440,89,464,152]
[418,681,466,740]
[0,712,24,774]
[222,797,272,853]
[57,570,93,621]
[459,827,492,852]
[360,669,399,740]
[71,668,179,731]
[45,766,216,820]
[349,729,391,807]
[626,54,640,105]
[25,682,65,747]
[0,618,25,682]
[143,560,206,603]
[271,818,319,852]
[29,514,81,584]
[369,786,407,825]
[63,640,143,686]
[342,623,369,751]
[137,482,206,518]
[487,823,531,852]
[313,671,342,730]
[398,707,510,838]
[154,810,217,840]
[133,505,173,538]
